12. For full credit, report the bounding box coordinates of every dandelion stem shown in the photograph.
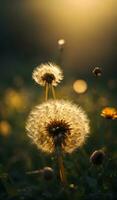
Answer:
[51,85,56,99]
[45,83,49,101]
[26,170,41,175]
[56,146,67,187]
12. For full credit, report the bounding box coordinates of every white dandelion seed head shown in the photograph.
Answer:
[26,100,90,154]
[32,63,63,87]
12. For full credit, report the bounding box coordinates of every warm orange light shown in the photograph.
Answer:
[73,79,88,94]
[0,121,11,136]
[67,0,99,7]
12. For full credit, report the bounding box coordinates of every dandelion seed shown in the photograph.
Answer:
[90,150,105,165]
[92,67,102,77]
[101,107,117,119]
[58,39,66,50]
[32,63,63,87]
[26,100,90,154]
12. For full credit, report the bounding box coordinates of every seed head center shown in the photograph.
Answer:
[42,73,55,84]
[46,120,70,146]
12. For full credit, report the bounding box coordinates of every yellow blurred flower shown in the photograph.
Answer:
[101,107,117,119]
[4,89,27,112]
[0,121,11,136]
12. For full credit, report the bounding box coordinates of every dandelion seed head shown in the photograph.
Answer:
[26,100,90,153]
[32,63,63,87]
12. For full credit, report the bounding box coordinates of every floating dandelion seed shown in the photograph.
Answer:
[73,79,88,94]
[58,39,66,50]
[26,100,90,154]
[90,150,105,166]
[92,67,102,77]
[32,63,63,87]
[101,107,117,119]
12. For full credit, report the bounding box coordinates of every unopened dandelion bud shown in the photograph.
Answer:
[90,150,105,165]
[42,167,54,181]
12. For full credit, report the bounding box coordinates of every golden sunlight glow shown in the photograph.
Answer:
[19,0,115,71]
[67,0,99,7]
[73,80,88,94]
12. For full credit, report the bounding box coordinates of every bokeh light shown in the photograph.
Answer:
[73,79,88,94]
[58,39,66,46]
[4,89,27,112]
[0,121,11,136]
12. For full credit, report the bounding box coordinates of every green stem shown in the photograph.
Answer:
[45,83,49,101]
[56,146,67,187]
[51,85,56,99]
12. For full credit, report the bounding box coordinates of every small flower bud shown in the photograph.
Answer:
[90,150,105,165]
[92,67,102,77]
[42,167,54,181]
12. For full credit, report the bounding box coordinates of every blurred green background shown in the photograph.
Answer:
[0,0,117,199]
